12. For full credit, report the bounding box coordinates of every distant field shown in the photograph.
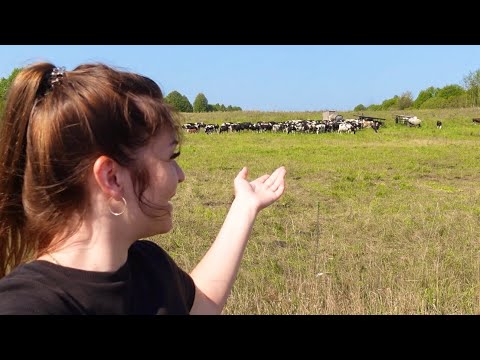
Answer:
[155,108,480,314]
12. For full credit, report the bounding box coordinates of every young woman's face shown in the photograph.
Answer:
[131,127,185,235]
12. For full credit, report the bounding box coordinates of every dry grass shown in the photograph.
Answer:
[155,108,480,314]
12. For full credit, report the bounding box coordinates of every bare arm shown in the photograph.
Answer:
[189,166,286,315]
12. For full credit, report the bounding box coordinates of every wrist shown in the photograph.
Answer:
[231,197,260,217]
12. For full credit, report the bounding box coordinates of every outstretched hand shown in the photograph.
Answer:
[234,166,286,212]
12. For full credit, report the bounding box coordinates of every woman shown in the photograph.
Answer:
[0,63,286,314]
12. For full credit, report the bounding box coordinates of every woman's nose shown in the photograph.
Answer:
[176,162,186,183]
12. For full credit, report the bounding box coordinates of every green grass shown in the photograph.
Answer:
[155,108,480,314]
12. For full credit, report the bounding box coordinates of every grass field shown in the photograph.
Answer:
[155,108,480,314]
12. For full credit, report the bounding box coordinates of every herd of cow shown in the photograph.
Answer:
[182,116,480,135]
[182,118,383,135]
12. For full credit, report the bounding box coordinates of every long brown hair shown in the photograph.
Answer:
[0,62,181,277]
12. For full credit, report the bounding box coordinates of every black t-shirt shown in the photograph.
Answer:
[0,240,196,315]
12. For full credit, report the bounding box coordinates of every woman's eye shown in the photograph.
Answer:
[170,151,181,160]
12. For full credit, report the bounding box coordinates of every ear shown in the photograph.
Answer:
[93,156,125,198]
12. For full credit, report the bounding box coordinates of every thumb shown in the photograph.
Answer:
[236,166,248,180]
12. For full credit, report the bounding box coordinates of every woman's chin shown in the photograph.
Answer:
[136,207,174,237]
[140,222,172,238]
[158,221,173,234]
[153,217,173,235]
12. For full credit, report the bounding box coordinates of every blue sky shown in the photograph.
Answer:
[1,45,479,111]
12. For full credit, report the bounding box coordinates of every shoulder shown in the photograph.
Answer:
[129,240,196,313]
[130,239,164,253]
[129,239,174,264]
[0,262,78,314]
[0,261,59,289]
[128,239,184,278]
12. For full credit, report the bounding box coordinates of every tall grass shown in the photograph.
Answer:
[156,108,480,314]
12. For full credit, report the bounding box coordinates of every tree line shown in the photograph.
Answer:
[2,66,479,115]
[354,69,480,112]
[164,91,242,113]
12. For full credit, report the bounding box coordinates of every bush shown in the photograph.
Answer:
[164,91,193,112]
[193,93,209,112]
[354,104,366,112]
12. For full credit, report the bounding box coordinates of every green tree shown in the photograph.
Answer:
[202,102,242,112]
[193,93,209,112]
[380,96,398,110]
[211,103,221,112]
[0,67,22,118]
[436,84,465,99]
[420,96,448,109]
[463,69,480,107]
[443,93,468,108]
[180,95,193,112]
[164,91,193,112]
[0,67,21,100]
[397,91,414,110]
[367,104,381,111]
[413,86,438,109]
[354,104,366,112]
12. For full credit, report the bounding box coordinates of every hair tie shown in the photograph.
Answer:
[48,66,66,88]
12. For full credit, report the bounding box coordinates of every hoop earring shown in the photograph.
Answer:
[108,196,127,216]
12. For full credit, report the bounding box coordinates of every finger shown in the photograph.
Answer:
[251,174,270,185]
[236,166,248,181]
[270,166,286,188]
[264,166,286,188]
[273,183,286,197]
[268,166,285,180]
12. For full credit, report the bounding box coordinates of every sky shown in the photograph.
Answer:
[1,45,479,112]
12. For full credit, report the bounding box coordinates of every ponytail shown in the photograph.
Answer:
[0,63,55,277]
